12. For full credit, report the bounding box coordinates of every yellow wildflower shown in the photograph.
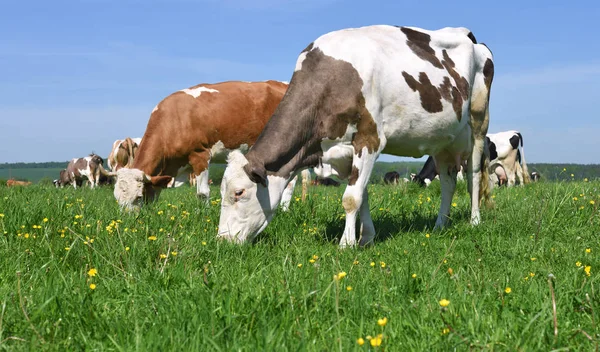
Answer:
[24,233,29,239]
[425,233,430,238]
[65,247,70,251]
[412,273,417,278]
[529,272,535,277]
[576,261,582,267]
[87,268,97,277]
[370,262,375,267]
[297,263,303,268]
[370,334,382,347]
[442,328,450,335]
[377,317,388,327]
[346,286,352,291]
[160,254,167,259]
[451,202,457,207]
[380,261,386,268]
[43,218,48,222]
[202,241,207,246]
[531,257,536,261]
[89,283,96,290]
[505,287,511,294]
[591,200,596,205]
[447,268,454,275]
[334,271,347,280]
[357,338,364,346]
[148,236,157,241]
[125,247,130,251]
[573,197,578,201]
[586,248,591,253]
[157,210,163,215]
[585,266,591,276]
[171,251,177,256]
[353,260,359,265]
[439,299,450,307]
[309,259,316,264]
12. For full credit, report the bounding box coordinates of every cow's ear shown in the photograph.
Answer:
[142,173,172,188]
[244,164,267,187]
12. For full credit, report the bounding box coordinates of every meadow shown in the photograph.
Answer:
[0,178,599,351]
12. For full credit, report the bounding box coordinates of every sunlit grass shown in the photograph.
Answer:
[0,180,599,350]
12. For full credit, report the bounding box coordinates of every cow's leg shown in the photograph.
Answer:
[339,147,380,248]
[189,150,210,200]
[514,161,524,186]
[301,169,311,201]
[434,161,458,229]
[196,169,210,200]
[280,175,298,211]
[358,190,376,246]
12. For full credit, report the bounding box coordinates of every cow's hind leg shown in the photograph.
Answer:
[434,161,458,229]
[358,190,376,246]
[190,150,211,200]
[340,147,380,248]
[196,169,210,200]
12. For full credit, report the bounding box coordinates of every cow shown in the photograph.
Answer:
[66,154,108,189]
[6,179,32,187]
[384,171,400,185]
[312,177,341,187]
[412,156,465,187]
[107,137,142,171]
[217,25,494,247]
[486,131,529,187]
[531,171,540,182]
[113,80,300,211]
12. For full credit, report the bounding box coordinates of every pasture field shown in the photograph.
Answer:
[0,180,599,351]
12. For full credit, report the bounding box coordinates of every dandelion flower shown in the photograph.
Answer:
[425,233,430,238]
[148,236,157,241]
[65,247,70,251]
[529,272,535,277]
[576,261,582,267]
[309,259,316,264]
[380,261,386,268]
[43,218,48,223]
[297,263,303,268]
[377,317,388,327]
[530,257,536,261]
[585,266,591,276]
[505,287,511,294]
[586,248,591,253]
[202,241,207,246]
[442,328,450,335]
[125,247,130,251]
[353,260,359,265]
[412,273,417,278]
[451,202,457,207]
[346,286,352,291]
[439,299,450,307]
[87,268,97,277]
[591,200,596,205]
[171,251,178,256]
[573,197,578,201]
[334,271,347,280]
[89,283,96,290]
[160,254,167,259]
[370,262,375,267]
[357,338,364,346]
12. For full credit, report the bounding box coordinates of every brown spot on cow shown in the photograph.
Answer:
[244,48,380,179]
[438,76,453,101]
[400,27,443,69]
[402,71,443,113]
[348,166,359,185]
[451,86,463,121]
[441,50,470,100]
[483,58,494,92]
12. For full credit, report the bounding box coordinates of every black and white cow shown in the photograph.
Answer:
[530,171,540,182]
[384,171,400,185]
[217,25,494,247]
[486,131,529,187]
[412,156,439,187]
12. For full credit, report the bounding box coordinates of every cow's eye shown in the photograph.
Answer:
[234,189,245,198]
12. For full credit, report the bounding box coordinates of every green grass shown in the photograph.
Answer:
[0,180,599,350]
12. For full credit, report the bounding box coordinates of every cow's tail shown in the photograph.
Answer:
[517,133,531,184]
[98,164,114,177]
[479,139,493,208]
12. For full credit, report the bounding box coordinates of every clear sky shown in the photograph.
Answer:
[1,0,599,164]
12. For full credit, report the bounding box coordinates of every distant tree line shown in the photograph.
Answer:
[0,161,70,169]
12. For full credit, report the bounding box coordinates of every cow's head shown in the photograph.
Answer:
[217,151,289,243]
[114,168,172,211]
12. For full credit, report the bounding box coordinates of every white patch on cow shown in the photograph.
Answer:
[280,81,289,85]
[294,52,308,72]
[280,175,298,211]
[180,87,219,98]
[197,169,210,198]
[210,141,249,163]
[114,168,146,210]
[152,105,159,114]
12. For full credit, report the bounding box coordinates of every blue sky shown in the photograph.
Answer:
[1,0,599,163]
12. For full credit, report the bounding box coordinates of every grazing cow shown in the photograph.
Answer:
[113,80,295,210]
[531,171,540,182]
[384,171,401,185]
[107,137,142,171]
[412,156,438,187]
[486,131,529,187]
[312,177,341,187]
[66,154,108,189]
[6,179,32,187]
[218,25,494,246]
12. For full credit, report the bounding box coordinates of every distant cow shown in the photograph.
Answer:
[531,171,540,182]
[487,131,529,187]
[384,171,400,185]
[412,156,438,187]
[312,177,340,187]
[113,80,296,211]
[217,25,494,246]
[107,137,142,171]
[66,154,109,189]
[7,179,32,187]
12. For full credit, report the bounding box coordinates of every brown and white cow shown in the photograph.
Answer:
[107,137,142,171]
[66,154,108,189]
[113,80,294,210]
[486,131,529,187]
[7,179,32,187]
[218,25,494,247]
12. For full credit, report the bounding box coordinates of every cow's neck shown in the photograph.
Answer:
[132,139,183,176]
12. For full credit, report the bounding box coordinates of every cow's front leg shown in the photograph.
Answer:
[434,161,458,229]
[196,169,210,200]
[340,147,380,248]
[190,150,210,200]
[358,190,376,246]
[280,175,298,211]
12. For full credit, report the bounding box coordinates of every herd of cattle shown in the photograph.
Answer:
[7,25,549,246]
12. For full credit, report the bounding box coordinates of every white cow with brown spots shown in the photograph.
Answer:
[113,80,304,210]
[66,154,108,189]
[218,25,494,247]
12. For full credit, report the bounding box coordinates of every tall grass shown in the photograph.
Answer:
[0,179,598,350]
